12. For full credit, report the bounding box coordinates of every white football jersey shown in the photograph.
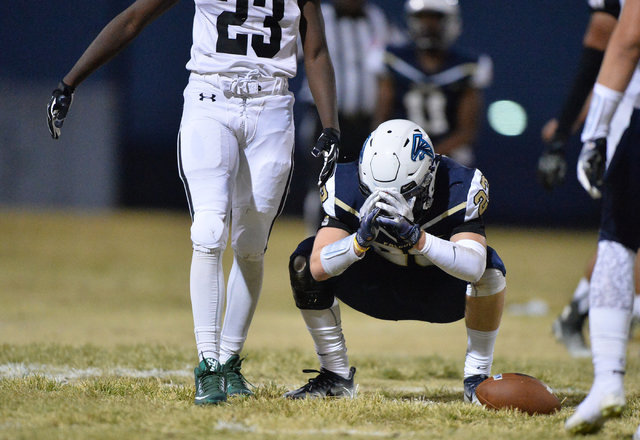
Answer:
[186,0,302,78]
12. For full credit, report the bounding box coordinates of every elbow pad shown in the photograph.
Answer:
[418,235,487,282]
[320,233,364,277]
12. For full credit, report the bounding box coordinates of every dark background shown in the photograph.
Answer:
[1,1,596,226]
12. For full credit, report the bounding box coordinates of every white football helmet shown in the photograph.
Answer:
[405,0,462,50]
[359,119,437,209]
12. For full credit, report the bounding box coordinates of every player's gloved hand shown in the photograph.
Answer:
[577,137,607,199]
[376,189,415,221]
[537,137,567,190]
[312,127,340,188]
[377,213,421,250]
[355,192,382,250]
[47,81,75,139]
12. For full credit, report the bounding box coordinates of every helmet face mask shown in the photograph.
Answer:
[405,0,461,51]
[359,119,437,210]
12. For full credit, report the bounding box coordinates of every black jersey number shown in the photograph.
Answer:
[216,0,284,58]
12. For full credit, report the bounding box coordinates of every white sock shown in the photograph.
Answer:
[590,308,629,389]
[464,328,499,378]
[219,254,263,364]
[589,240,634,391]
[190,249,225,361]
[573,277,591,315]
[301,299,350,378]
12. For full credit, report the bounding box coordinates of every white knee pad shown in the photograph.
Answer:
[191,211,228,253]
[466,268,506,297]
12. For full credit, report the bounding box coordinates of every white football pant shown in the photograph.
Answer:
[178,71,295,362]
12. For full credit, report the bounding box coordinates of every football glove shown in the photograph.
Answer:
[577,137,606,199]
[312,127,340,188]
[47,81,75,139]
[355,207,381,250]
[377,214,421,250]
[537,137,567,190]
[376,189,415,221]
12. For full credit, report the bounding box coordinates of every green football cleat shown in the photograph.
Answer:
[194,358,227,405]
[223,354,254,397]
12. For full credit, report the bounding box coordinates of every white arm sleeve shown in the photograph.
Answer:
[320,233,364,277]
[418,235,487,282]
[581,83,623,141]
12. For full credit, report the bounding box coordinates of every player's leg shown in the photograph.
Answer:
[463,247,506,403]
[178,76,240,404]
[566,111,640,433]
[554,94,635,359]
[218,93,295,395]
[565,240,633,434]
[552,253,595,358]
[284,237,356,399]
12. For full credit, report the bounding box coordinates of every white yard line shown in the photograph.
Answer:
[0,363,584,397]
[0,362,191,382]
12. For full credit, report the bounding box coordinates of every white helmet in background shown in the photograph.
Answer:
[405,0,462,50]
[359,119,437,209]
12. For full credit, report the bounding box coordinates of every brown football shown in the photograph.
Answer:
[475,373,561,415]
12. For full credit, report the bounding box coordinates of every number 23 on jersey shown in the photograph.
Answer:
[216,0,285,58]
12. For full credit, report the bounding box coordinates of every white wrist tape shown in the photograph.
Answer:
[581,83,623,141]
[320,233,364,277]
[419,235,487,282]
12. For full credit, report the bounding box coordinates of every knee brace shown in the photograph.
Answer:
[466,268,506,297]
[191,211,227,253]
[289,239,334,310]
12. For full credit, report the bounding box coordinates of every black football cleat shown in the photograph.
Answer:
[464,374,489,404]
[284,367,357,399]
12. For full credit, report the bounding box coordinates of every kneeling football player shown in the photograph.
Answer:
[284,119,506,402]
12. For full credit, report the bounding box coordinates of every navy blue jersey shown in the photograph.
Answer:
[320,155,489,266]
[380,43,492,145]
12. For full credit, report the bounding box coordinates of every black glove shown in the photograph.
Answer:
[537,137,567,190]
[577,137,607,199]
[377,214,421,250]
[355,207,381,251]
[312,127,340,188]
[47,81,75,139]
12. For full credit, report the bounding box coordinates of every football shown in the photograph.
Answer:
[475,373,561,415]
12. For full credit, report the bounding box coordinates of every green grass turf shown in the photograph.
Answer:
[1,209,639,439]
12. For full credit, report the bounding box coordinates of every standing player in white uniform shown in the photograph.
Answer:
[46,0,341,405]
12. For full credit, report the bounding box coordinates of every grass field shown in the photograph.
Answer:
[1,209,639,439]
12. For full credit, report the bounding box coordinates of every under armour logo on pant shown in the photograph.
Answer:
[199,93,216,102]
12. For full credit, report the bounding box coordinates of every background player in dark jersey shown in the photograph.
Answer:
[283,119,506,402]
[373,0,492,166]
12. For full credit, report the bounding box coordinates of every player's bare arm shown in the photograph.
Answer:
[64,0,180,88]
[300,0,339,131]
[597,0,640,92]
[435,87,480,156]
[47,0,179,139]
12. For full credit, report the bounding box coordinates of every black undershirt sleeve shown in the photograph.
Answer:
[554,46,604,141]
